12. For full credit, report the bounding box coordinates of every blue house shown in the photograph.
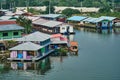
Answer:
[95,16,116,29]
[83,16,117,30]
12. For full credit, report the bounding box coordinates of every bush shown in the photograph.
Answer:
[58,47,68,56]
[62,8,80,17]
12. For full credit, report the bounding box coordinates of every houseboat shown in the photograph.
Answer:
[50,34,68,49]
[95,16,116,30]
[8,31,54,62]
[32,18,74,34]
[0,24,24,40]
[82,16,119,33]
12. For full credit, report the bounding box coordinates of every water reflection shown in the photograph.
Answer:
[68,35,74,41]
[11,57,51,75]
[0,57,51,76]
[0,62,10,74]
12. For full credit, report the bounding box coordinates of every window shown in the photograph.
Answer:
[3,33,8,37]
[62,27,65,30]
[27,51,34,56]
[13,32,18,36]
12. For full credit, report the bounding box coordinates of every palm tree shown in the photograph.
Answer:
[16,16,32,34]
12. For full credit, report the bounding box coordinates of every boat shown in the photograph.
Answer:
[69,41,78,52]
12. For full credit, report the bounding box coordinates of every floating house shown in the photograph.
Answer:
[40,14,66,22]
[113,18,120,28]
[51,34,68,49]
[32,19,74,34]
[82,17,100,29]
[8,31,54,61]
[83,16,118,30]
[67,16,88,27]
[95,16,116,29]
[0,24,24,40]
[8,42,50,61]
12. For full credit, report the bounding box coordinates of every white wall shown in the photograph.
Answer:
[69,26,74,33]
[102,21,108,27]
[60,25,74,33]
[60,25,67,33]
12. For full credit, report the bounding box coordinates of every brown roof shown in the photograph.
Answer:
[0,21,16,25]
[70,41,78,46]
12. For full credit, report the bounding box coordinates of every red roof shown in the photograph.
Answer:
[0,21,16,25]
[51,34,62,38]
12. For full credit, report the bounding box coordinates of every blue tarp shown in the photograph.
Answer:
[67,16,87,21]
[17,63,23,68]
[17,53,23,58]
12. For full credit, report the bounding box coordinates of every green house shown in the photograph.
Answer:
[0,24,24,40]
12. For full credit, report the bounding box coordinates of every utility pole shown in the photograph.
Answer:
[26,0,29,12]
[112,0,115,12]
[81,1,82,7]
[1,1,3,10]
[49,0,51,14]
[26,0,29,7]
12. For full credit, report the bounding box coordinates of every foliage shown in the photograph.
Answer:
[99,7,111,13]
[16,16,32,34]
[27,8,44,14]
[3,40,17,49]
[88,12,120,18]
[62,8,80,17]
[0,0,120,8]
[58,47,68,56]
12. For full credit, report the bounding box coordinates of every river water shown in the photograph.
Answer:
[0,29,120,80]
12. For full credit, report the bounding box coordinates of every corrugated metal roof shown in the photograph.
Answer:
[83,17,98,23]
[40,14,62,18]
[32,18,48,25]
[41,21,63,27]
[67,16,87,21]
[33,19,63,27]
[94,18,106,23]
[51,40,68,44]
[93,16,117,23]
[16,31,51,42]
[0,16,12,20]
[27,16,40,21]
[9,42,42,51]
[0,16,18,20]
[0,24,24,31]
[0,20,16,25]
[99,16,116,21]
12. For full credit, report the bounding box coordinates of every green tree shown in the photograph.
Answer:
[28,8,44,14]
[16,16,32,34]
[99,7,111,13]
[62,8,80,17]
